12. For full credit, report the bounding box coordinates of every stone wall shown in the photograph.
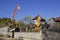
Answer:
[0,37,17,40]
[8,31,43,40]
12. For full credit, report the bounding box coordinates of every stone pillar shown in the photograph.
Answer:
[12,31,14,38]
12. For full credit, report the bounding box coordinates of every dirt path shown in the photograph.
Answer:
[44,31,60,40]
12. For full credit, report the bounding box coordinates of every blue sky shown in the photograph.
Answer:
[0,0,60,20]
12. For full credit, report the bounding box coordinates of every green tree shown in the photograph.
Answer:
[16,20,25,27]
[0,18,11,27]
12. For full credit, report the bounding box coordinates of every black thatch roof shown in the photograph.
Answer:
[32,15,46,22]
[32,15,40,20]
[40,18,46,22]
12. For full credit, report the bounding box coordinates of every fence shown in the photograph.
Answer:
[0,27,43,40]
